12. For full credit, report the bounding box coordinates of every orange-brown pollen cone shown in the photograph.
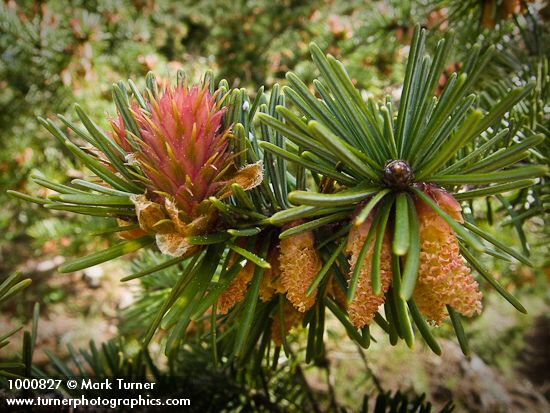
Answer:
[259,245,285,302]
[279,222,321,312]
[345,215,393,329]
[217,251,255,315]
[412,185,483,325]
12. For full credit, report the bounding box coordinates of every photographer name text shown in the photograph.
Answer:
[79,379,155,390]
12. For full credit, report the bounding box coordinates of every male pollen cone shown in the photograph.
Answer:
[216,222,322,316]
[412,185,483,325]
[345,215,392,329]
[217,251,255,315]
[259,245,285,302]
[279,222,320,312]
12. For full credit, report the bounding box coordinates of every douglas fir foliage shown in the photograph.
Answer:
[8,26,547,366]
